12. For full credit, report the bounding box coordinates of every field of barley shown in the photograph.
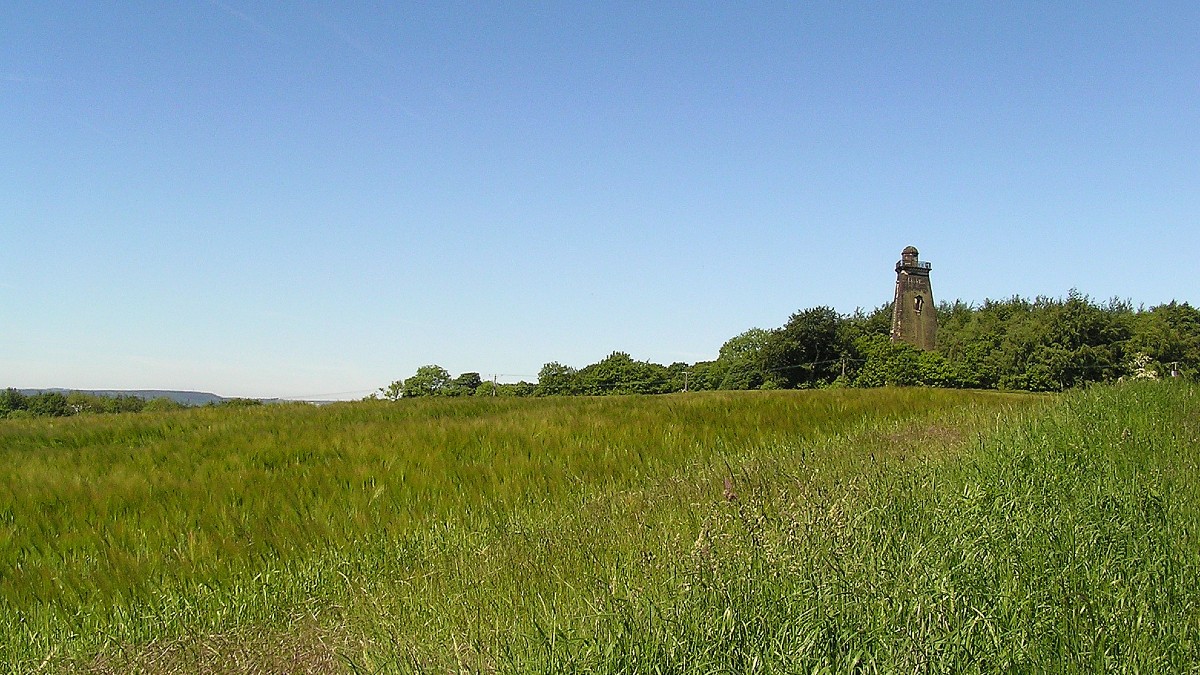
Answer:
[1,383,1197,673]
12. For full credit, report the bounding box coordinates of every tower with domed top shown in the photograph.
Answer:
[891,246,937,350]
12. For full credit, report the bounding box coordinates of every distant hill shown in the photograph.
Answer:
[18,389,228,406]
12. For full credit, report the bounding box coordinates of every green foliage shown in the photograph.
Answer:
[1,390,156,419]
[472,380,498,397]
[712,328,775,390]
[665,362,690,392]
[506,293,1191,397]
[0,389,28,417]
[108,394,146,413]
[475,380,536,397]
[371,296,1197,399]
[535,361,578,396]
[376,380,404,401]
[444,372,482,397]
[503,381,536,396]
[534,354,675,396]
[937,294,1131,391]
[378,368,494,400]
[402,365,452,398]
[27,391,70,417]
[764,306,843,388]
[685,359,721,391]
[1008,294,1130,390]
[573,351,673,395]
[854,334,923,386]
[143,397,184,412]
[847,302,894,338]
[217,397,265,408]
[1129,301,1200,377]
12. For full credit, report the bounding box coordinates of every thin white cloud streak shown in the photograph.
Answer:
[302,7,425,121]
[204,0,271,37]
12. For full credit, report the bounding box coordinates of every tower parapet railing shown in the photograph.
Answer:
[897,259,933,270]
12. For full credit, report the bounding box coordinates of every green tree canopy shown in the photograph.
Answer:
[764,306,844,388]
[536,362,578,396]
[403,365,452,398]
[445,372,483,397]
[574,352,672,395]
[713,328,775,390]
[1129,301,1200,377]
[367,293,1199,399]
[0,388,28,416]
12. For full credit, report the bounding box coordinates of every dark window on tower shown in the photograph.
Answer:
[914,295,924,313]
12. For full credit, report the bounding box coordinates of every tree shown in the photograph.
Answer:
[536,362,578,396]
[764,306,844,388]
[936,296,1035,388]
[501,381,536,397]
[666,362,691,392]
[402,365,452,397]
[445,372,482,397]
[377,380,404,401]
[991,293,1130,391]
[713,328,775,390]
[840,304,893,342]
[144,397,184,412]
[573,352,672,395]
[852,334,964,388]
[0,388,28,417]
[1130,301,1200,377]
[219,398,264,408]
[686,360,722,391]
[854,335,922,387]
[67,391,101,415]
[28,392,69,417]
[109,394,145,413]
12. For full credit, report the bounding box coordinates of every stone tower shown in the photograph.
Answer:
[891,246,937,350]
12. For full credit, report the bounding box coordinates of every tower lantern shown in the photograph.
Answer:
[891,246,937,350]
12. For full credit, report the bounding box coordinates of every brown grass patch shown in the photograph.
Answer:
[75,620,356,675]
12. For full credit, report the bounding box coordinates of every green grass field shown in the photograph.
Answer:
[1,383,1197,672]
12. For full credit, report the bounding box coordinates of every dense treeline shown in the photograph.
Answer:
[0,390,264,420]
[380,294,1199,398]
[9,295,1196,414]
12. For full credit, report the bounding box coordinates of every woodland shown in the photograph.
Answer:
[5,293,1197,418]
[380,293,1199,399]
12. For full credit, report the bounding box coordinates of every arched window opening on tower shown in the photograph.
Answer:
[892,245,937,350]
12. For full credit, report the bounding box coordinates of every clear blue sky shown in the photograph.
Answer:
[4,2,1197,398]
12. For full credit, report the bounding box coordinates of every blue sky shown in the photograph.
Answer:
[3,2,1197,398]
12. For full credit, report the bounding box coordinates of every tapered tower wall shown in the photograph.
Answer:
[891,246,937,350]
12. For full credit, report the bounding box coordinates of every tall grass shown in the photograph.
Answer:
[0,388,1033,670]
[23,383,1197,671]
[500,381,1200,673]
